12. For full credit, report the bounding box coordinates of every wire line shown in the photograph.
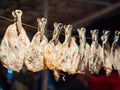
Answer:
[0,15,93,39]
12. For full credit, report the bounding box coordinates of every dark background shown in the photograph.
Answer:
[0,0,120,90]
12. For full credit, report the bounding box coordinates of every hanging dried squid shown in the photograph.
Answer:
[44,22,63,80]
[101,30,112,75]
[55,25,79,75]
[111,31,120,75]
[0,10,30,72]
[24,18,48,72]
[77,28,90,74]
[89,29,103,74]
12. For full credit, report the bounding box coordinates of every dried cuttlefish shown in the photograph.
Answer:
[0,10,30,72]
[56,25,79,74]
[44,22,63,80]
[77,28,90,74]
[101,30,112,75]
[111,31,120,75]
[89,29,103,74]
[24,18,48,72]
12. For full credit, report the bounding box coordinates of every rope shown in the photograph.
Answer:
[0,16,14,22]
[0,15,65,35]
[0,15,54,32]
[0,15,99,40]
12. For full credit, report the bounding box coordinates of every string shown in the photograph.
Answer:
[0,15,67,36]
[0,16,54,33]
[0,15,110,40]
[0,15,93,39]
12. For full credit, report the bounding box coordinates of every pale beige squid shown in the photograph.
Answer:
[24,18,48,72]
[89,29,103,74]
[101,30,112,75]
[77,28,90,74]
[44,22,63,80]
[111,31,120,75]
[0,10,30,72]
[55,25,79,75]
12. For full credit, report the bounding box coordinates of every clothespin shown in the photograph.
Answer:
[77,27,86,46]
[64,24,72,47]
[114,31,120,42]
[53,22,63,41]
[90,29,99,44]
[12,9,23,35]
[37,18,47,41]
[101,30,110,43]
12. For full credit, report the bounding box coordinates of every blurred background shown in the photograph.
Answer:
[0,0,120,90]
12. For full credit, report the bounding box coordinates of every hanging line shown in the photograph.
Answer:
[0,15,93,39]
[0,15,103,40]
[0,16,54,33]
[0,15,67,36]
